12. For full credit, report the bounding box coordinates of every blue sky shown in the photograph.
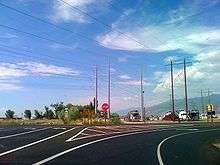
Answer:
[0,0,219,116]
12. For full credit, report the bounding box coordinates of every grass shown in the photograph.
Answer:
[0,118,124,125]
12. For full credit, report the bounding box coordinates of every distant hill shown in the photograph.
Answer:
[116,94,220,116]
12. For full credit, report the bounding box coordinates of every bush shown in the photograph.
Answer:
[5,110,15,119]
[44,106,54,119]
[110,113,122,125]
[24,110,31,119]
[34,110,43,119]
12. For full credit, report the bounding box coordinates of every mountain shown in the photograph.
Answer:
[116,94,220,116]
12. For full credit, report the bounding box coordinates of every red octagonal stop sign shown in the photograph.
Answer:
[101,103,109,112]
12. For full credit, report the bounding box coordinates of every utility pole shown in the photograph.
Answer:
[183,59,189,117]
[208,89,211,104]
[200,90,204,113]
[107,58,111,119]
[95,65,98,115]
[140,66,145,121]
[170,60,175,115]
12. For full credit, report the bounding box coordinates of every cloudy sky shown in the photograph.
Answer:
[0,0,219,116]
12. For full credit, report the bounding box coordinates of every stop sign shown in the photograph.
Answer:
[101,103,109,112]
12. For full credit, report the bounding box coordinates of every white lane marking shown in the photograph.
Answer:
[33,128,172,165]
[0,127,76,157]
[0,127,51,140]
[157,128,220,165]
[53,128,67,130]
[73,128,157,141]
[87,128,106,134]
[96,126,121,132]
[175,128,199,131]
[65,128,88,142]
[24,127,36,130]
[74,134,106,141]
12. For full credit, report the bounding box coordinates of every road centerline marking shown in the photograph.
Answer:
[0,127,51,140]
[0,127,77,157]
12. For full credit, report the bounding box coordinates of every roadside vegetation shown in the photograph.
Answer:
[1,101,121,125]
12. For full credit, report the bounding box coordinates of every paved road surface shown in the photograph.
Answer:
[0,124,219,165]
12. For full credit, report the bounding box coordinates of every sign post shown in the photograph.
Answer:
[101,103,110,126]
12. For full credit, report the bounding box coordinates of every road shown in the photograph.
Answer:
[0,124,219,165]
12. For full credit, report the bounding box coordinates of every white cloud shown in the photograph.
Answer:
[118,56,129,62]
[52,0,94,23]
[97,25,220,54]
[153,48,220,96]
[0,83,23,91]
[118,80,150,86]
[166,0,218,25]
[119,74,131,80]
[18,62,80,76]
[163,56,179,63]
[0,63,27,79]
[0,62,80,91]
[97,30,144,52]
[51,0,110,23]
[186,29,220,45]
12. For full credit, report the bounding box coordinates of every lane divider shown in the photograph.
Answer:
[157,128,220,165]
[0,127,77,157]
[0,127,51,140]
[33,128,172,165]
[66,128,88,142]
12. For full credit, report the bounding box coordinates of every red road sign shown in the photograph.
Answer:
[101,103,109,112]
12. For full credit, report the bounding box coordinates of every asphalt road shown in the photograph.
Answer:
[0,123,219,165]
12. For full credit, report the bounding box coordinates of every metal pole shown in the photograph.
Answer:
[170,61,175,115]
[107,58,111,119]
[200,90,204,114]
[208,89,211,104]
[95,65,98,115]
[141,66,144,121]
[208,89,213,123]
[184,59,189,117]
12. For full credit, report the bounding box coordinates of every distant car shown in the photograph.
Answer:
[162,111,178,121]
[178,110,188,120]
[125,110,141,122]
[189,110,199,120]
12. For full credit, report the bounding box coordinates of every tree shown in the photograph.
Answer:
[50,102,66,118]
[69,107,81,121]
[89,101,95,110]
[5,110,15,119]
[34,110,43,119]
[110,113,121,125]
[44,106,54,119]
[24,110,31,119]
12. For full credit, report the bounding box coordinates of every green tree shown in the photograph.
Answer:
[50,102,66,118]
[34,110,43,119]
[110,113,121,125]
[89,101,95,110]
[24,110,31,119]
[69,107,81,121]
[5,110,15,119]
[44,106,54,119]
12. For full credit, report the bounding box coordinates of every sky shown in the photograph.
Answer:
[0,0,219,116]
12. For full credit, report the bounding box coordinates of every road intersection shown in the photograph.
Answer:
[0,124,219,164]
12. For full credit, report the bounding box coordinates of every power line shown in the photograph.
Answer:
[58,0,152,50]
[0,24,112,64]
[0,44,108,70]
